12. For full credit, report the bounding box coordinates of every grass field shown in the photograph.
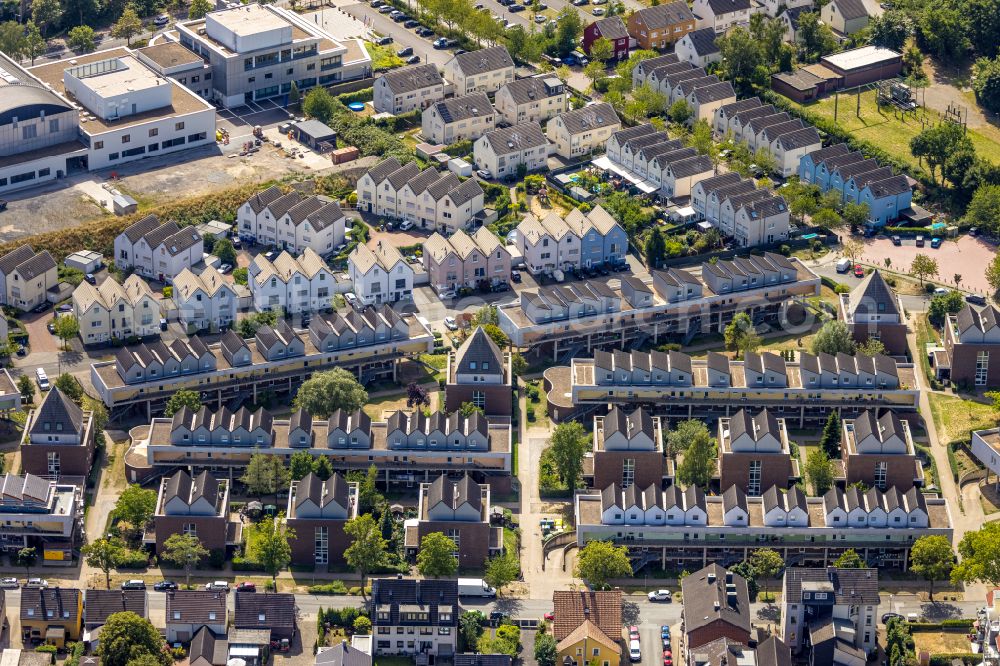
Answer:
[912,630,973,656]
[787,88,1000,170]
[927,392,996,443]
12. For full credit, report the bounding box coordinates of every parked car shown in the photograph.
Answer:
[416,26,434,36]
[543,611,555,621]
[433,37,449,48]
[403,19,419,27]
[46,321,55,334]
[236,582,257,592]
[592,7,605,14]
[375,35,394,45]
[153,13,169,25]
[85,272,96,284]
[915,235,925,247]
[492,282,510,292]
[534,13,546,21]
[661,625,671,638]
[370,0,383,6]
[629,640,641,663]
[509,3,525,10]
[399,220,414,231]
[629,626,640,641]
[378,3,393,10]
[648,590,671,602]
[344,292,362,310]
[205,581,230,592]
[881,612,904,623]
[389,9,403,17]
[218,263,232,274]
[24,578,48,589]
[891,235,901,246]
[931,237,943,248]
[0,578,18,589]
[32,302,50,313]
[396,46,414,56]
[934,287,950,296]
[477,169,492,179]
[35,368,49,392]
[153,581,178,591]
[444,316,458,330]
[121,580,146,590]
[406,54,421,64]
[853,264,864,278]
[966,294,987,305]
[510,270,521,283]
[392,12,409,21]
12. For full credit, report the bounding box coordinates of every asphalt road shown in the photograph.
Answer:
[338,1,457,67]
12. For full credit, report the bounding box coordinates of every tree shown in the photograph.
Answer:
[23,22,46,65]
[832,548,865,569]
[113,484,157,542]
[241,453,290,498]
[16,547,36,578]
[856,338,887,356]
[554,7,583,56]
[111,6,143,46]
[213,238,237,266]
[0,22,26,59]
[547,421,589,491]
[677,427,715,488]
[247,514,295,584]
[841,238,863,266]
[988,253,1000,293]
[967,0,1000,58]
[730,560,760,600]
[406,382,430,408]
[289,450,315,480]
[928,290,965,326]
[811,207,842,230]
[589,36,613,63]
[67,25,96,53]
[910,254,939,285]
[688,119,715,156]
[354,615,372,635]
[819,411,842,458]
[666,420,711,457]
[52,314,79,350]
[303,87,337,123]
[460,611,486,652]
[482,323,510,349]
[459,402,484,417]
[161,533,208,587]
[188,0,211,18]
[717,26,765,93]
[584,60,606,90]
[842,202,871,230]
[98,611,169,666]
[974,57,1000,114]
[233,267,249,285]
[484,553,519,596]
[805,447,835,494]
[968,184,1000,237]
[869,10,910,50]
[534,632,557,666]
[952,522,1000,587]
[164,389,201,417]
[574,540,633,588]
[811,320,855,356]
[344,514,389,594]
[236,309,279,338]
[17,375,34,403]
[312,456,333,480]
[910,123,973,184]
[724,312,761,359]
[798,11,837,61]
[54,374,83,402]
[294,368,368,418]
[910,535,954,600]
[749,548,784,603]
[32,0,63,35]
[644,228,666,269]
[917,5,967,60]
[82,537,127,590]
[417,532,459,578]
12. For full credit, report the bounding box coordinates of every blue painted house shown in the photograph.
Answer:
[798,143,849,184]
[829,159,879,200]
[843,166,893,204]
[860,175,912,226]
[564,205,629,267]
[813,151,864,191]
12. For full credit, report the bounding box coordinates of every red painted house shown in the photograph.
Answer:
[583,17,631,62]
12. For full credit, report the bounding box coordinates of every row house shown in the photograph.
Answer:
[421,93,495,145]
[404,474,502,568]
[0,473,82,559]
[798,143,852,184]
[356,158,485,232]
[627,2,697,50]
[701,252,799,294]
[719,408,795,495]
[944,303,1000,387]
[114,335,215,385]
[515,206,627,275]
[21,388,96,482]
[594,349,693,386]
[443,46,514,95]
[256,320,306,361]
[373,63,445,114]
[309,305,411,353]
[650,267,704,302]
[422,227,511,294]
[734,195,791,246]
[169,405,369,450]
[0,245,58,311]
[444,326,513,416]
[718,103,778,142]
[349,241,414,305]
[386,410,490,451]
[370,578,458,657]
[172,266,237,331]
[693,0,755,32]
[588,406,666,491]
[84,588,148,633]
[631,53,680,89]
[545,103,621,159]
[769,126,823,177]
[676,77,737,124]
[72,275,162,344]
[800,144,912,226]
[473,122,550,180]
[494,76,567,126]
[712,97,763,135]
[659,150,714,199]
[798,351,901,390]
[643,61,698,96]
[605,123,655,164]
[113,214,203,282]
[780,567,879,661]
[675,27,722,68]
[248,248,335,314]
[286,472,358,567]
[521,282,621,324]
[842,409,921,490]
[165,591,227,644]
[237,186,347,255]
[583,16,631,62]
[148,469,240,555]
[838,269,908,354]
[21,588,82,648]
[575,482,949,571]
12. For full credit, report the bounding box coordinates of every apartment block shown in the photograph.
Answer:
[494,76,567,126]
[443,46,515,95]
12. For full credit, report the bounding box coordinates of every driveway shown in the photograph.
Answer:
[853,235,995,295]
[21,311,59,354]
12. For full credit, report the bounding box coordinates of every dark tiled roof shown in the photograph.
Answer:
[84,589,146,626]
[234,592,297,631]
[166,591,227,625]
[316,643,373,666]
[427,473,482,514]
[556,103,619,135]
[591,16,629,40]
[756,635,792,666]
[773,126,821,150]
[29,387,84,438]
[455,326,504,376]
[692,80,735,104]
[454,655,512,666]
[295,472,350,511]
[119,215,161,244]
[681,564,751,636]
[245,186,284,215]
[446,178,485,206]
[370,578,459,626]
[832,0,868,20]
[15,251,56,279]
[632,1,695,28]
[365,157,403,185]
[704,0,751,15]
[21,588,77,623]
[432,92,493,124]
[667,154,713,178]
[0,244,35,276]
[783,567,879,604]
[483,122,547,153]
[867,174,911,197]
[684,28,720,56]
[450,46,514,76]
[190,626,229,666]
[500,77,564,105]
[380,63,443,94]
[848,269,899,318]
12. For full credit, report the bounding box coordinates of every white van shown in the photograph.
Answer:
[836,258,851,273]
[35,368,49,391]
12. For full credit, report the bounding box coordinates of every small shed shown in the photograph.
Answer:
[293,119,337,152]
[448,158,473,177]
[64,250,103,274]
[196,220,233,239]
[112,194,138,216]
[331,147,359,164]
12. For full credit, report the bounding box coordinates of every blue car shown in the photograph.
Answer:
[562,54,577,65]
[661,626,671,638]
[931,237,942,248]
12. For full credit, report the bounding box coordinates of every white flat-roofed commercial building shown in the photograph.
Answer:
[176,4,372,108]
[29,48,216,171]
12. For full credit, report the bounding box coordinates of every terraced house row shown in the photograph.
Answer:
[691,172,791,246]
[711,97,822,177]
[601,123,714,199]
[630,55,737,123]
[514,205,628,275]
[91,309,433,419]
[237,186,348,255]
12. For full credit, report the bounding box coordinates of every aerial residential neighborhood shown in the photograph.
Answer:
[1,0,1000,663]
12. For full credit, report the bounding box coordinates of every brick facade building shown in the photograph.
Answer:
[20,388,95,481]
[445,327,513,416]
[839,270,907,355]
[286,472,357,568]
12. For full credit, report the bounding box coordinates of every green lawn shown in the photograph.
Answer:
[363,41,404,71]
[928,392,996,443]
[786,88,1000,170]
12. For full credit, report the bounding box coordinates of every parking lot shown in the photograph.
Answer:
[216,99,292,140]
[855,234,996,295]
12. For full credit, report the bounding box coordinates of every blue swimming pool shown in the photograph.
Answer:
[348,102,365,112]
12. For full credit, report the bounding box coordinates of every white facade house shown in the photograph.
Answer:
[237,186,347,255]
[373,63,446,114]
[0,245,58,311]
[172,265,239,331]
[545,103,621,158]
[420,93,495,145]
[114,214,203,282]
[473,123,549,179]
[248,248,336,313]
[72,275,162,344]
[356,158,485,233]
[674,27,722,67]
[780,567,879,659]
[348,241,415,305]
[692,0,755,31]
[494,76,568,126]
[515,206,628,275]
[443,46,515,95]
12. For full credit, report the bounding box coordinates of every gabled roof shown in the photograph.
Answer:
[666,154,713,178]
[848,269,899,318]
[455,326,505,376]
[499,76,564,105]
[365,157,404,185]
[683,27,720,56]
[702,0,751,15]
[166,590,227,625]
[445,178,485,206]
[554,103,619,136]
[29,387,84,438]
[448,46,514,76]
[756,635,792,666]
[21,588,80,623]
[803,142,849,165]
[163,469,221,509]
[590,16,629,40]
[427,473,482,514]
[772,126,821,150]
[483,122,547,154]
[830,0,869,20]
[556,620,621,655]
[783,567,879,604]
[84,589,146,626]
[245,185,284,214]
[866,174,911,197]
[632,1,695,28]
[551,590,622,643]
[295,472,350,511]
[234,591,296,630]
[680,564,751,636]
[380,63,443,94]
[716,97,761,118]
[190,626,229,666]
[12,251,56,279]
[119,215,161,244]
[431,92,493,124]
[316,642,373,666]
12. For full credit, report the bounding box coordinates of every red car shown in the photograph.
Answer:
[629,626,640,640]
[853,264,864,278]
[236,582,256,592]
[663,653,673,666]
[544,612,555,621]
